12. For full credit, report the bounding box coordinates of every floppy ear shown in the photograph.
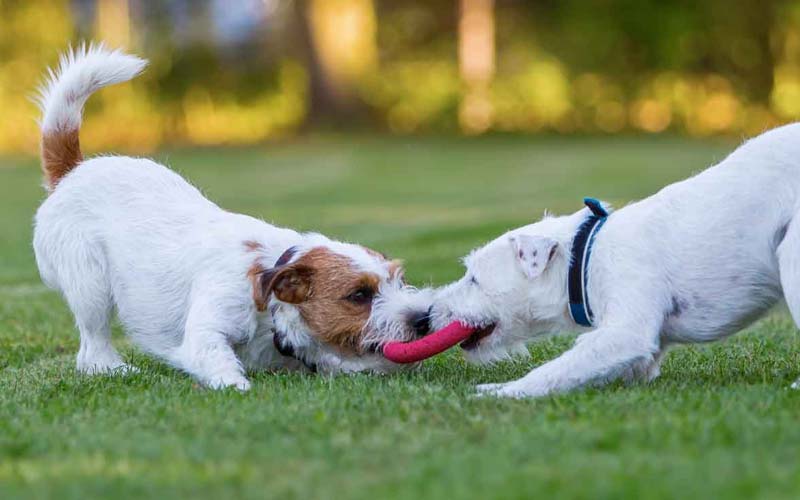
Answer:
[509,234,558,280]
[255,264,314,307]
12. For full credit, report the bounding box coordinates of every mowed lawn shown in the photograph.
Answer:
[1,136,800,499]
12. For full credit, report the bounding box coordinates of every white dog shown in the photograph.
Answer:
[431,124,800,398]
[33,45,432,390]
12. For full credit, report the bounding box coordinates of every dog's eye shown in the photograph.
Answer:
[346,287,374,304]
[469,276,479,286]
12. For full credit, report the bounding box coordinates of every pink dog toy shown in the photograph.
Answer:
[383,321,476,363]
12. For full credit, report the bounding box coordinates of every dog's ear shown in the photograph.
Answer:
[509,234,558,280]
[255,264,314,306]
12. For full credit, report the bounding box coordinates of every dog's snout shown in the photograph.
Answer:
[407,307,432,337]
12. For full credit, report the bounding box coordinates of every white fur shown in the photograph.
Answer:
[432,124,800,398]
[33,46,428,390]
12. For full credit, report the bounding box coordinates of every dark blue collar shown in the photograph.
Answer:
[568,198,609,327]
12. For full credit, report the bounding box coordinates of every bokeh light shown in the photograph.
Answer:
[1,0,799,154]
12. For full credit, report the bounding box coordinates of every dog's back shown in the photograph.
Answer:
[32,45,241,354]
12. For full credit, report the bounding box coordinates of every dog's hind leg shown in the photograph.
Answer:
[54,245,133,375]
[778,217,800,327]
[777,216,800,389]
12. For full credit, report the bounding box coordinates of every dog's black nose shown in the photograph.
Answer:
[407,308,432,337]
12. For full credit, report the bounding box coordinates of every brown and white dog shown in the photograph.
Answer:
[32,45,432,390]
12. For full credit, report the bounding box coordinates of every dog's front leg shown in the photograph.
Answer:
[168,297,251,391]
[477,326,660,398]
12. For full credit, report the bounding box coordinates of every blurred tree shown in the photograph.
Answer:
[770,2,800,120]
[363,0,460,133]
[1,0,798,154]
[458,0,495,134]
[84,0,163,151]
[95,0,130,48]
[0,0,75,153]
[294,0,378,126]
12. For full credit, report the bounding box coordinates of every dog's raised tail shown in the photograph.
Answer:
[37,44,147,192]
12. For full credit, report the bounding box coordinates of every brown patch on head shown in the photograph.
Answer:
[41,129,83,191]
[250,251,311,311]
[251,246,397,353]
[293,247,382,352]
[250,246,303,312]
[252,247,383,352]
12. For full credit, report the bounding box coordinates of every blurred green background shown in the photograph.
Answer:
[3,0,800,154]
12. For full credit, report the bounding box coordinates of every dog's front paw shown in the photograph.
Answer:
[78,361,139,376]
[475,382,505,394]
[475,381,546,399]
[206,374,251,392]
[111,363,139,375]
[791,378,800,390]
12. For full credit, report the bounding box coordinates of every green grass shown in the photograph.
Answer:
[1,135,799,499]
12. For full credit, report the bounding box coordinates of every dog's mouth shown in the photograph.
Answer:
[460,323,496,350]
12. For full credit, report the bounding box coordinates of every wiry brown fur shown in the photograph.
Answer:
[294,247,382,352]
[248,261,268,312]
[250,246,391,353]
[41,128,82,191]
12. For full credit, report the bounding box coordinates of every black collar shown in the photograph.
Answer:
[269,246,319,372]
[568,198,609,327]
